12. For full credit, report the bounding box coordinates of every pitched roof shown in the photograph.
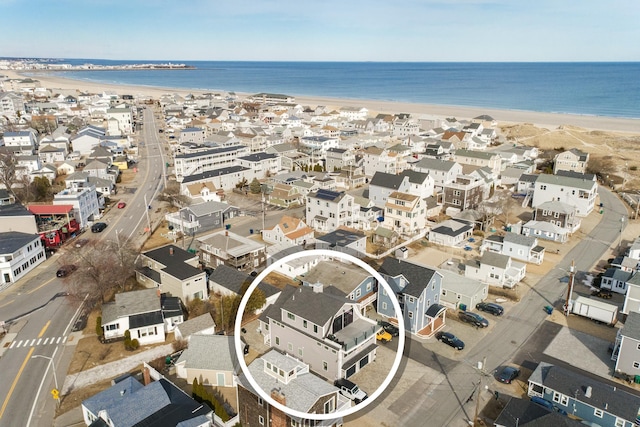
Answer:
[185,200,232,217]
[529,362,640,422]
[177,334,239,372]
[479,251,510,269]
[174,313,216,339]
[280,286,349,325]
[494,397,583,427]
[369,172,405,190]
[101,288,161,324]
[430,219,473,237]
[621,311,640,341]
[142,245,203,280]
[503,232,537,247]
[379,258,437,298]
[535,173,597,191]
[0,203,33,217]
[413,158,458,172]
[316,228,365,247]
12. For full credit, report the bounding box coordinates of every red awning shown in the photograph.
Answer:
[28,204,74,215]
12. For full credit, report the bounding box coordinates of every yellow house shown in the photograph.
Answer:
[112,155,129,171]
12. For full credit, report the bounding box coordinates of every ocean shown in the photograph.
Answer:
[36,60,640,119]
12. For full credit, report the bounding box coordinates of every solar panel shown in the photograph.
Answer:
[315,189,341,200]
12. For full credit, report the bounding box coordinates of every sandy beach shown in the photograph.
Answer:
[6,70,640,133]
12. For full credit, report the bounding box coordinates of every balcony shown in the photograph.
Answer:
[332,318,377,352]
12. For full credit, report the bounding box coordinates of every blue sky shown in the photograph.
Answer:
[1,0,639,61]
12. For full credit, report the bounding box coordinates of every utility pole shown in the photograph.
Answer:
[564,260,576,316]
[473,356,487,427]
[261,190,266,232]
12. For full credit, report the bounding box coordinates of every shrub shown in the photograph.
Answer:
[473,230,485,237]
[631,165,638,171]
[96,316,103,337]
[130,339,139,350]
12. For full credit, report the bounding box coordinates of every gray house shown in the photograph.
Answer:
[528,362,640,427]
[259,285,378,380]
[601,268,634,294]
[316,228,367,258]
[165,200,239,236]
[612,311,640,379]
[437,269,488,311]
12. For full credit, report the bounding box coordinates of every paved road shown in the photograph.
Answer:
[361,187,627,427]
[0,104,168,427]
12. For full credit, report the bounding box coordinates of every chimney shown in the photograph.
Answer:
[156,288,161,298]
[143,367,151,386]
[169,247,174,256]
[585,386,592,398]
[270,389,287,427]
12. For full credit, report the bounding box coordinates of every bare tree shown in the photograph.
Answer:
[0,148,18,191]
[64,238,138,308]
[158,181,191,207]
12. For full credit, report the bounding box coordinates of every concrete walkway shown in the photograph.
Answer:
[61,343,173,394]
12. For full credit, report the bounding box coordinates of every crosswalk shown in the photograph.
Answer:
[9,336,67,349]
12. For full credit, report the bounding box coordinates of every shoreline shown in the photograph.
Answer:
[6,70,640,134]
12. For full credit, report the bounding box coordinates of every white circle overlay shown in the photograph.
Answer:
[234,248,405,421]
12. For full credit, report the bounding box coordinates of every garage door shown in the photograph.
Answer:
[346,365,356,378]
[359,355,369,369]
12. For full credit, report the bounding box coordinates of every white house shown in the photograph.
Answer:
[52,184,100,229]
[464,252,526,288]
[262,215,314,245]
[481,232,545,265]
[306,189,357,232]
[383,191,425,236]
[553,148,589,174]
[105,107,133,135]
[0,232,46,289]
[532,174,598,217]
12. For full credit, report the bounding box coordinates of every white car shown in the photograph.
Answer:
[334,378,368,403]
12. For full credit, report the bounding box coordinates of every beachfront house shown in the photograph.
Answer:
[553,148,589,174]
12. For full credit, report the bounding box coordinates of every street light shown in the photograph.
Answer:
[31,353,60,406]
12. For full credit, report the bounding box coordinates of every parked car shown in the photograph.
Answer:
[117,201,126,209]
[376,330,392,343]
[379,320,399,337]
[56,264,77,278]
[476,302,504,316]
[91,222,107,233]
[334,378,368,403]
[497,366,520,384]
[435,331,465,350]
[591,289,612,299]
[458,311,489,328]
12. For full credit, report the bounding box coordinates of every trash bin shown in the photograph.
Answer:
[635,375,640,384]
[459,304,467,311]
[249,229,254,234]
[544,306,553,315]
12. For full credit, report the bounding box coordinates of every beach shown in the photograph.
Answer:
[5,69,640,134]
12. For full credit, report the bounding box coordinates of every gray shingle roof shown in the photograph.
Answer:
[529,362,640,422]
[280,286,348,325]
[177,334,239,372]
[621,311,640,341]
[379,258,437,298]
[369,172,405,190]
[430,219,473,237]
[480,251,510,269]
[181,166,250,184]
[0,232,39,254]
[503,232,537,247]
[186,200,232,217]
[143,245,203,280]
[535,173,597,191]
[413,158,458,172]
[238,350,340,413]
[0,203,32,217]
[302,261,370,295]
[174,313,215,339]
[101,288,161,324]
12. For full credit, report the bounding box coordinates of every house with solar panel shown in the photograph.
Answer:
[376,258,446,338]
[259,284,379,380]
[305,189,357,233]
[528,361,640,427]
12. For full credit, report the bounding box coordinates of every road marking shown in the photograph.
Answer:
[43,337,49,344]
[29,339,36,346]
[0,300,13,309]
[9,341,16,349]
[62,336,67,343]
[56,337,61,344]
[38,320,50,338]
[0,347,35,419]
[27,277,55,294]
[36,338,41,345]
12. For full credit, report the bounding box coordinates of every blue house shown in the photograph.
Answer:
[528,362,640,427]
[376,258,446,338]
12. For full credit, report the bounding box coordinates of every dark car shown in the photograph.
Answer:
[435,331,465,350]
[56,264,77,278]
[476,302,504,316]
[379,321,399,337]
[91,222,107,233]
[458,311,489,328]
[497,366,520,384]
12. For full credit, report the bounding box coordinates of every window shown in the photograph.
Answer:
[314,325,318,333]
[298,347,303,357]
[594,408,603,418]
[259,415,265,425]
[258,397,263,407]
[408,311,413,319]
[287,312,295,320]
[323,361,328,371]
[105,324,119,331]
[382,302,387,310]
[441,289,447,296]
[615,418,625,427]
[355,288,361,298]
[288,342,293,351]
[303,320,307,328]
[633,361,640,369]
[560,395,568,406]
[324,397,335,413]
[275,336,280,345]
